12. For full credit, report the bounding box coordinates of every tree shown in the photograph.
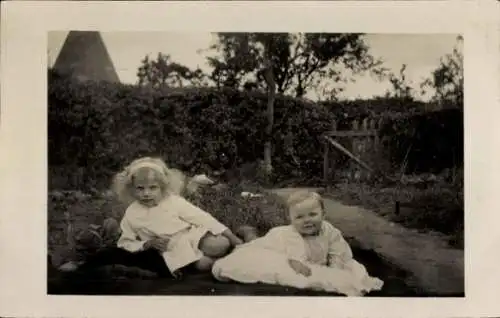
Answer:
[261,35,277,180]
[206,33,382,99]
[385,64,414,101]
[137,53,208,88]
[420,36,463,109]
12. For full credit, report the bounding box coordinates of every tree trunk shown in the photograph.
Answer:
[262,47,276,183]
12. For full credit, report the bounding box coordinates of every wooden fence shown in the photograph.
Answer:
[323,117,388,183]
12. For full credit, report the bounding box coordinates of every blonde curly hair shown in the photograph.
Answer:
[111,157,186,205]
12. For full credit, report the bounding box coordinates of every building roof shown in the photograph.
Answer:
[52,31,120,83]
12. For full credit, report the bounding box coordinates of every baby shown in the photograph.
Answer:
[67,157,243,278]
[212,190,383,296]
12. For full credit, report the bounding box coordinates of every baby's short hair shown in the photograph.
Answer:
[286,190,325,213]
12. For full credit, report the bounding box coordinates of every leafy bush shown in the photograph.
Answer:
[380,108,463,174]
[48,70,336,191]
[320,97,428,122]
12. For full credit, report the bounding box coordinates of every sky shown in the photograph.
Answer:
[48,32,462,101]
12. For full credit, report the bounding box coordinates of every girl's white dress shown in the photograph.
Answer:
[212,221,383,296]
[117,194,227,273]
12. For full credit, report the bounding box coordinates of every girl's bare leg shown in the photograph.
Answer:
[194,256,215,272]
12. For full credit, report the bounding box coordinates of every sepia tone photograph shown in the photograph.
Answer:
[46,31,464,297]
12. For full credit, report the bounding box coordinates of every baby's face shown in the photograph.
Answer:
[133,169,164,207]
[289,199,324,236]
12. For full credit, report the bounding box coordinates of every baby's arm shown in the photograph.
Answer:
[325,222,354,268]
[288,259,312,277]
[249,227,311,276]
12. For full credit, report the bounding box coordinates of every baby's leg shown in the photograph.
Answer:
[198,233,231,258]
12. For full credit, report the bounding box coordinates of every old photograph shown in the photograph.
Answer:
[46,31,464,297]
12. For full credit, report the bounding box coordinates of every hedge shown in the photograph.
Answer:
[48,70,462,191]
[380,108,463,174]
[320,97,463,176]
[48,70,337,190]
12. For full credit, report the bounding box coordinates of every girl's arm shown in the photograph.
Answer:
[117,215,147,252]
[325,222,354,268]
[175,196,230,236]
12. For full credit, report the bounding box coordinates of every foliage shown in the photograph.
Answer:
[320,97,429,122]
[206,33,382,98]
[48,69,336,191]
[49,66,463,192]
[420,36,464,108]
[380,108,463,174]
[385,64,415,101]
[137,53,209,88]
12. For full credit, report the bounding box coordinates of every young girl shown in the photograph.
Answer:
[212,190,384,296]
[68,157,243,278]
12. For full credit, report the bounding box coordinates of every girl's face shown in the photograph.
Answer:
[132,168,164,207]
[289,198,324,236]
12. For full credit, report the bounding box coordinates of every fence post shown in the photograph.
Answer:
[323,119,338,184]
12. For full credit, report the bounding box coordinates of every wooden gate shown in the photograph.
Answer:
[323,117,386,183]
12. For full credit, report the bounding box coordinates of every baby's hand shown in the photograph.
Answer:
[288,259,312,277]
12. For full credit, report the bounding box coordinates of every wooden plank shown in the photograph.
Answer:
[323,136,398,183]
[324,136,374,173]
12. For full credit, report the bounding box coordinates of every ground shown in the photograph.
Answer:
[48,246,424,296]
[47,186,463,296]
[325,180,464,249]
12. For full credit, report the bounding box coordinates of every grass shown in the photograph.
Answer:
[48,183,290,267]
[325,177,464,249]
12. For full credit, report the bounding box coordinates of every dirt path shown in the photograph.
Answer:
[270,188,464,296]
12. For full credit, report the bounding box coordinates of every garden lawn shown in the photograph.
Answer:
[48,185,289,268]
[325,181,464,249]
[47,185,425,296]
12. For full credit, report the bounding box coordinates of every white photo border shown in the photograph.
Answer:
[1,1,499,317]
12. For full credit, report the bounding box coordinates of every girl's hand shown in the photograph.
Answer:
[288,259,312,277]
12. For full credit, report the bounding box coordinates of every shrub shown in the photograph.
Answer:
[48,70,336,190]
[380,108,463,174]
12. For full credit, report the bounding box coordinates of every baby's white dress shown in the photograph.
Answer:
[212,222,383,296]
[117,194,227,273]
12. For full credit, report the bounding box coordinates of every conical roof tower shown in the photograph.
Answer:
[52,31,120,83]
